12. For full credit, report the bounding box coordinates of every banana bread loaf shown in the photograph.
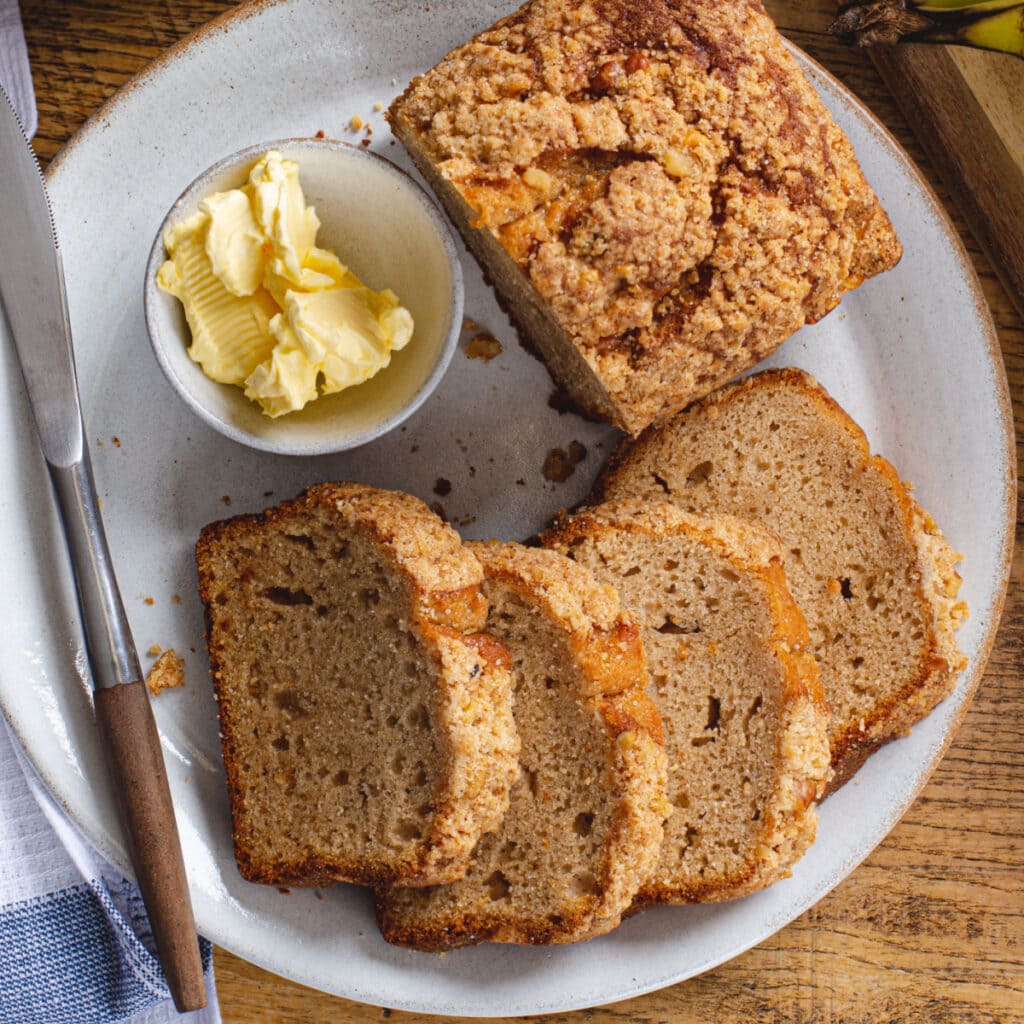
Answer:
[388,0,901,435]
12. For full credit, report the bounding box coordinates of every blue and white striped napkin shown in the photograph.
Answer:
[0,3,221,1019]
[0,722,221,1024]
[0,720,222,1024]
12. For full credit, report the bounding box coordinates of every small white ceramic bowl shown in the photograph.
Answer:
[143,138,463,456]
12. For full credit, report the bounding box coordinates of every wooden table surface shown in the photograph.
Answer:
[18,1,1023,1021]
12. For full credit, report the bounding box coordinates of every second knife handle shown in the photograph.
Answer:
[94,681,206,1013]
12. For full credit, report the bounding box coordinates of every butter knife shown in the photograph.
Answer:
[0,0,36,139]
[0,86,205,1013]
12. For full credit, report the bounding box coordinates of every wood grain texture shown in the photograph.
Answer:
[948,48,1024,160]
[869,43,1024,323]
[19,1,1024,1021]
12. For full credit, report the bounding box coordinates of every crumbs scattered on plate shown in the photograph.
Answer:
[542,441,587,483]
[145,649,185,696]
[465,332,503,361]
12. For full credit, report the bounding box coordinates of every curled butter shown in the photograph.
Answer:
[157,150,413,417]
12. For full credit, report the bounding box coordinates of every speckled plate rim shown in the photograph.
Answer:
[2,3,1015,1017]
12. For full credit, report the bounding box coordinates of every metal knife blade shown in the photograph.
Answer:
[0,82,206,1012]
[0,85,82,468]
[0,0,37,139]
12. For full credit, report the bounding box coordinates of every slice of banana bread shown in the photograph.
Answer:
[376,541,669,948]
[595,368,968,790]
[196,482,519,889]
[543,501,829,904]
[388,0,901,435]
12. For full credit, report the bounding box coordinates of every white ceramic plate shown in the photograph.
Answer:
[0,1,1013,1016]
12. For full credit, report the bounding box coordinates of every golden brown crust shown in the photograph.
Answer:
[196,482,519,890]
[595,367,967,793]
[542,500,830,905]
[311,482,488,630]
[389,0,901,435]
[404,623,520,886]
[376,541,669,948]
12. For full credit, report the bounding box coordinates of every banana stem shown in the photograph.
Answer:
[830,0,1024,58]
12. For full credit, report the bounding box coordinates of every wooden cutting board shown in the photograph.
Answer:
[869,44,1024,317]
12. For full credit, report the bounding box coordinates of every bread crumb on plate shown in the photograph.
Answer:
[146,649,185,696]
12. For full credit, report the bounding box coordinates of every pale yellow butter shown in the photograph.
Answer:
[201,190,265,297]
[156,211,278,384]
[157,150,413,417]
[248,151,319,285]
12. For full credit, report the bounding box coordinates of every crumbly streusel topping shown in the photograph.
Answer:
[393,0,899,429]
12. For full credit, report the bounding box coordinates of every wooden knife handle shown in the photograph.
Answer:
[94,681,206,1013]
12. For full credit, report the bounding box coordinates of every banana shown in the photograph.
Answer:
[917,0,1019,12]
[830,0,1024,59]
[958,5,1024,54]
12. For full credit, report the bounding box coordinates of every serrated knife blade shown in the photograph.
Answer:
[0,85,206,1012]
[0,84,81,467]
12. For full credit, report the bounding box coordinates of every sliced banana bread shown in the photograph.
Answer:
[376,541,669,948]
[196,482,519,889]
[595,368,968,790]
[387,0,901,435]
[543,501,829,904]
